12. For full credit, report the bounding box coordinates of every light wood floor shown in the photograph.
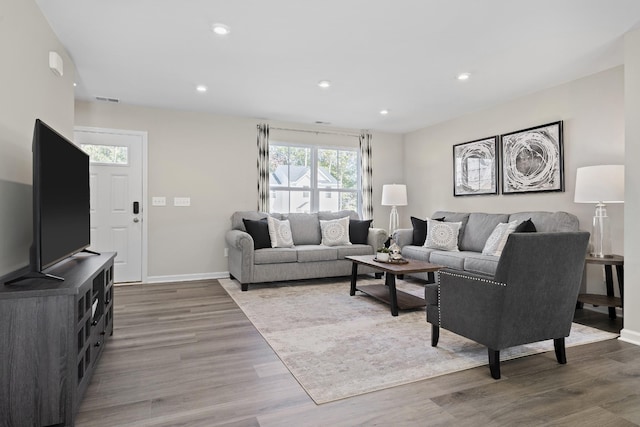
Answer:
[76,279,640,427]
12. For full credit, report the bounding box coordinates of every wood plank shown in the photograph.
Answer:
[74,279,636,427]
[356,284,426,310]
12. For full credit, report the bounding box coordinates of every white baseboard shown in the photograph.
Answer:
[145,271,230,284]
[619,328,640,346]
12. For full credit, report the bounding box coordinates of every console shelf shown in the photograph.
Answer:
[0,252,115,427]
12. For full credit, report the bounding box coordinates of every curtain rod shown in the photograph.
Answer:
[267,126,362,138]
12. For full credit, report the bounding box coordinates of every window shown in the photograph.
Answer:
[269,143,361,214]
[81,144,128,165]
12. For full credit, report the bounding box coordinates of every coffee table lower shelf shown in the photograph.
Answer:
[356,284,426,311]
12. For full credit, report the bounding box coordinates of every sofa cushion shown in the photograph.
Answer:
[349,219,372,245]
[296,245,338,262]
[482,220,518,256]
[460,213,510,252]
[267,217,294,248]
[432,211,470,246]
[242,218,271,249]
[515,218,537,233]
[401,245,438,262]
[254,248,298,264]
[424,220,462,251]
[320,216,351,246]
[463,253,500,276]
[508,211,579,232]
[286,212,321,245]
[411,216,444,246]
[337,244,374,259]
[318,210,360,221]
[430,250,470,270]
[232,211,270,232]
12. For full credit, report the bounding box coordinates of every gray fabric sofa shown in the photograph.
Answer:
[392,211,580,280]
[226,210,388,291]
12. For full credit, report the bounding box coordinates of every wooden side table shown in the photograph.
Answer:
[578,254,624,319]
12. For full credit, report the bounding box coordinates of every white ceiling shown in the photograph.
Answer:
[36,0,640,134]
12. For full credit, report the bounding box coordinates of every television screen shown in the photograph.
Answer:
[34,119,90,270]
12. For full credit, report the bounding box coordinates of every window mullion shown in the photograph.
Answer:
[311,147,318,212]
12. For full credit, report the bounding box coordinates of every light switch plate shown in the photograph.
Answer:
[174,197,191,207]
[152,196,166,206]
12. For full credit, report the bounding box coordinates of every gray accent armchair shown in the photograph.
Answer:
[425,232,590,379]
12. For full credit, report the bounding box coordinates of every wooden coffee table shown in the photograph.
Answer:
[346,255,443,316]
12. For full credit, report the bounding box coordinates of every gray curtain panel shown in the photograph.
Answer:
[257,124,270,212]
[359,131,373,221]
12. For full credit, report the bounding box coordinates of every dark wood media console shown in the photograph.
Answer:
[0,252,116,427]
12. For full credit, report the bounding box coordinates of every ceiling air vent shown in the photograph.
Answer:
[314,121,331,125]
[95,96,120,103]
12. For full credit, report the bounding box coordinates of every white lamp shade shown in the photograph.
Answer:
[574,165,624,203]
[381,184,407,206]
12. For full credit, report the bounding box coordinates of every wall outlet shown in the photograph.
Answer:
[174,197,191,207]
[224,248,228,257]
[152,196,166,206]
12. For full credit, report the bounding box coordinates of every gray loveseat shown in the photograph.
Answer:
[226,210,388,291]
[393,211,580,279]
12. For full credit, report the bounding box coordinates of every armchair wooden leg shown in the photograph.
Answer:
[554,338,567,364]
[431,325,439,347]
[241,283,248,292]
[488,349,501,379]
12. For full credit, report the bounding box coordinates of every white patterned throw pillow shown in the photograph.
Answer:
[320,216,351,246]
[267,216,294,248]
[482,220,519,257]
[424,220,462,251]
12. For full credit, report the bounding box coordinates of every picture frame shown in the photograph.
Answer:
[500,121,564,195]
[453,136,499,196]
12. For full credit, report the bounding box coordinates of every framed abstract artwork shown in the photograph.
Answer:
[453,136,498,196]
[500,121,564,195]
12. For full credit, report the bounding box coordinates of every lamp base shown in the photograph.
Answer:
[590,203,612,258]
[389,205,399,237]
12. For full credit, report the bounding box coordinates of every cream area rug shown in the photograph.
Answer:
[219,277,617,404]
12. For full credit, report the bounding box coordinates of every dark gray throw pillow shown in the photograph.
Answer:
[349,219,373,245]
[243,217,272,249]
[515,218,537,233]
[411,216,445,246]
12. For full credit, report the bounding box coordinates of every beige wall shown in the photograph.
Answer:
[403,66,626,298]
[0,0,75,277]
[621,28,640,345]
[74,101,403,279]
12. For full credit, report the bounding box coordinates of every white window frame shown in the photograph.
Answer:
[269,142,362,215]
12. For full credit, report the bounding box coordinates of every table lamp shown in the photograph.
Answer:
[381,184,407,236]
[574,165,624,258]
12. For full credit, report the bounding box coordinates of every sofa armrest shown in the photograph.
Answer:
[392,228,413,248]
[436,270,507,348]
[367,227,388,250]
[225,229,255,283]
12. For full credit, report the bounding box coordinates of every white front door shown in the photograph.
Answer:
[74,127,146,283]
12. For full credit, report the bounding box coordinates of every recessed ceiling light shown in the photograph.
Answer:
[73,82,77,87]
[457,73,471,81]
[317,80,331,89]
[380,109,389,116]
[211,23,230,36]
[196,85,208,93]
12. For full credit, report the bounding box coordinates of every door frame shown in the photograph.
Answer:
[74,126,149,283]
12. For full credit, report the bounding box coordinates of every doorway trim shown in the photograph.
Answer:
[74,126,148,283]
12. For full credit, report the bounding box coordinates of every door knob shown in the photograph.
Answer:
[133,218,140,223]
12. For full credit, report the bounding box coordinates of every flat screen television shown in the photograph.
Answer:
[5,119,93,284]
[33,118,91,273]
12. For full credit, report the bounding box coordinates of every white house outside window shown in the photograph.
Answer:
[269,143,361,215]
